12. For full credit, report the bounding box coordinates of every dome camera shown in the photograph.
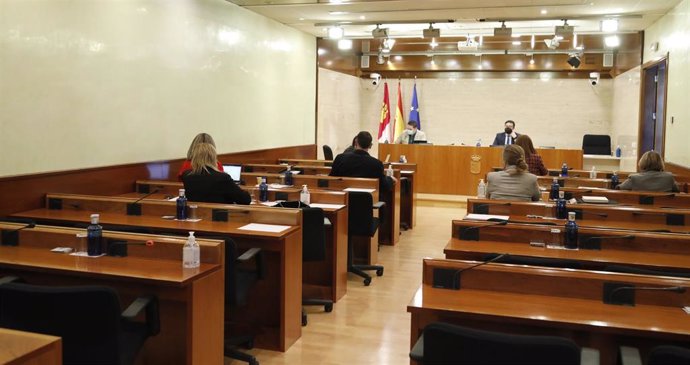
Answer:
[370,73,381,86]
[589,72,600,86]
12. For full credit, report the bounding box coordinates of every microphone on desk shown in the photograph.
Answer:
[1,220,36,246]
[432,254,510,290]
[603,282,686,306]
[211,208,250,222]
[457,219,508,241]
[471,202,511,215]
[127,188,161,216]
[107,239,155,257]
[579,234,635,250]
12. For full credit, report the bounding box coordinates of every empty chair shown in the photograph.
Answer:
[410,322,597,365]
[582,134,611,155]
[323,145,334,160]
[300,207,334,326]
[648,345,690,365]
[0,281,160,365]
[224,238,263,365]
[347,191,384,286]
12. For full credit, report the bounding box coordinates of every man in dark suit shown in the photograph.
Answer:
[491,120,520,146]
[330,131,395,192]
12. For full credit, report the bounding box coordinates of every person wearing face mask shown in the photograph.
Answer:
[491,120,520,146]
[394,121,427,144]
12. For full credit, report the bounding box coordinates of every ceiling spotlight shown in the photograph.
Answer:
[372,25,389,39]
[601,19,619,32]
[555,20,574,36]
[573,33,578,49]
[567,54,581,68]
[382,38,395,52]
[423,23,440,38]
[530,35,535,49]
[544,36,561,49]
[541,9,548,15]
[377,52,385,65]
[530,55,535,65]
[430,38,438,49]
[337,39,353,50]
[605,35,620,47]
[327,26,344,39]
[479,35,483,46]
[494,21,512,36]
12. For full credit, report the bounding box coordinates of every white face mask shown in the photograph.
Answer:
[406,129,415,135]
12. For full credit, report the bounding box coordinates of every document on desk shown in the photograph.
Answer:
[401,170,415,174]
[464,213,510,221]
[343,187,376,193]
[238,223,291,233]
[309,203,346,210]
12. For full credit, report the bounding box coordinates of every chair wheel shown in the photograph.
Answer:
[302,313,308,326]
[325,303,333,312]
[250,360,259,365]
[364,277,372,286]
[376,268,384,276]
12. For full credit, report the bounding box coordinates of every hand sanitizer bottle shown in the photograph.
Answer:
[300,185,310,205]
[477,179,486,198]
[386,165,394,177]
[589,166,597,179]
[183,231,199,268]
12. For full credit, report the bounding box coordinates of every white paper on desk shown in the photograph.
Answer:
[343,187,376,193]
[166,196,179,201]
[238,223,291,233]
[401,170,414,174]
[464,213,510,221]
[259,201,280,207]
[581,196,609,204]
[269,183,291,189]
[69,252,106,258]
[309,203,345,210]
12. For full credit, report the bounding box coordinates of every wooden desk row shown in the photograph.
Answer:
[558,187,690,208]
[0,223,225,364]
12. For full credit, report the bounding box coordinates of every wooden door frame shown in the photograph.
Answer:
[637,54,669,162]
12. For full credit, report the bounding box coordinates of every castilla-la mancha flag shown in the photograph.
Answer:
[377,82,391,143]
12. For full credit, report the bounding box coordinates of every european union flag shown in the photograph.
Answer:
[409,83,421,130]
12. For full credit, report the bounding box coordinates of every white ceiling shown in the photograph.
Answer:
[226,0,681,38]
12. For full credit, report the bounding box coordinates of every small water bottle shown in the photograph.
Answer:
[476,139,482,147]
[615,145,622,157]
[87,213,103,256]
[176,189,187,220]
[300,185,310,205]
[589,166,597,179]
[183,231,199,268]
[549,178,560,200]
[555,191,567,219]
[610,171,620,189]
[564,212,579,249]
[560,163,568,177]
[477,179,486,198]
[259,177,269,202]
[386,165,394,177]
[284,166,293,186]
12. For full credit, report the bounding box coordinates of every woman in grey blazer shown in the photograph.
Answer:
[487,145,542,201]
[618,151,680,192]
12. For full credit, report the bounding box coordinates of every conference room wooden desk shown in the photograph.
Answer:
[446,220,690,274]
[466,198,690,233]
[556,187,690,208]
[119,190,349,303]
[379,144,583,195]
[409,258,690,365]
[11,200,303,352]
[537,176,613,189]
[278,158,333,166]
[0,223,225,364]
[0,328,62,365]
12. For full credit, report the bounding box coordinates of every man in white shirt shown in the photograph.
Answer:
[395,121,427,144]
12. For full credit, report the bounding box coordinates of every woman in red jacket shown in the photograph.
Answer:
[177,133,224,180]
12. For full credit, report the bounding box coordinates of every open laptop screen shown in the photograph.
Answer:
[222,164,242,183]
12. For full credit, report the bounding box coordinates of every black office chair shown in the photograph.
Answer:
[323,145,334,160]
[410,322,593,365]
[347,191,384,286]
[299,207,334,326]
[582,134,612,156]
[484,253,583,270]
[604,264,690,278]
[224,238,263,365]
[0,280,160,365]
[648,345,690,365]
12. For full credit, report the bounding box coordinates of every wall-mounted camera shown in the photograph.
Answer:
[589,72,600,86]
[370,73,381,86]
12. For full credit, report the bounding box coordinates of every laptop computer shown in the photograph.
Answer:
[222,164,242,183]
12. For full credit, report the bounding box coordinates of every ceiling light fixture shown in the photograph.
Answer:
[573,33,578,49]
[601,19,619,32]
[327,26,344,39]
[337,39,353,50]
[531,35,535,49]
[555,20,574,36]
[530,55,535,65]
[604,35,620,47]
[382,38,395,52]
[479,35,484,46]
[567,53,581,68]
[541,9,548,15]
[377,52,385,65]
[372,24,389,39]
[494,21,512,36]
[544,35,562,49]
[430,38,438,49]
[423,23,440,38]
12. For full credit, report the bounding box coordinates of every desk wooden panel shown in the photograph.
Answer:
[278,158,333,166]
[11,203,302,352]
[559,188,690,208]
[379,144,583,195]
[0,328,61,365]
[467,198,690,233]
[537,176,612,189]
[0,223,224,365]
[409,258,690,365]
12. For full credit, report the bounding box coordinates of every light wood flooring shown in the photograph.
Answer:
[226,204,466,365]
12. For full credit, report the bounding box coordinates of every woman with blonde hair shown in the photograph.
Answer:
[515,135,548,176]
[182,143,250,204]
[618,151,679,192]
[177,133,224,180]
[486,145,541,201]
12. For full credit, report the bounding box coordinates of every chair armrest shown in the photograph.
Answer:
[581,347,600,365]
[373,202,386,210]
[122,295,160,336]
[238,247,261,262]
[0,276,20,285]
[617,346,641,365]
[409,333,424,362]
[237,247,265,280]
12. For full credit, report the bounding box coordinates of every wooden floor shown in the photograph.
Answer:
[225,204,465,365]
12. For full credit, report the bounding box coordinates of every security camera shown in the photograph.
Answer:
[370,73,381,86]
[589,72,600,86]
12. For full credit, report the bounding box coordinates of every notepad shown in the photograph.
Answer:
[343,188,376,193]
[309,203,346,210]
[238,223,291,233]
[464,213,510,221]
[581,196,609,204]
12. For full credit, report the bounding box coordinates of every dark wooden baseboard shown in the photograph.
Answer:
[0,144,316,217]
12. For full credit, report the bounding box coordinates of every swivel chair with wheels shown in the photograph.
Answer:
[347,191,384,286]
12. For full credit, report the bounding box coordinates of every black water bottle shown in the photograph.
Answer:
[549,178,560,200]
[87,213,103,256]
[556,191,567,219]
[176,189,187,220]
[284,166,293,186]
[259,177,269,202]
[561,163,569,177]
[564,212,579,249]
[610,172,620,189]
